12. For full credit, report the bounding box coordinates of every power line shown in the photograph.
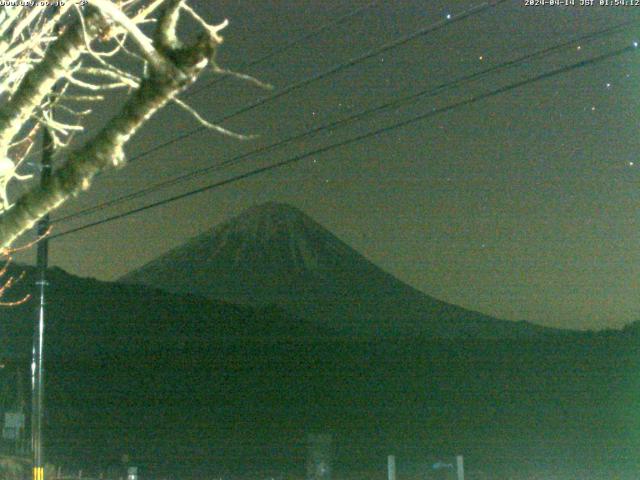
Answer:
[49,42,637,240]
[52,0,510,224]
[123,1,507,165]
[184,1,380,98]
[52,19,640,225]
[2,3,378,170]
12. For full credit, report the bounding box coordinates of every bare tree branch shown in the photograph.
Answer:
[0,10,103,161]
[0,4,226,248]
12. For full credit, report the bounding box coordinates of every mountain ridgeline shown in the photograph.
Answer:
[121,202,552,339]
[0,264,635,479]
[0,203,636,478]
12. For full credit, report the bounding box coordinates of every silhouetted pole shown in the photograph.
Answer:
[32,124,52,480]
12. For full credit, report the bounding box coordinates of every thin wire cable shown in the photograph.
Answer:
[52,18,640,225]
[184,1,380,98]
[15,2,378,190]
[123,1,508,164]
[49,43,637,240]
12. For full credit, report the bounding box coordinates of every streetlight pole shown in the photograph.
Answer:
[32,124,52,480]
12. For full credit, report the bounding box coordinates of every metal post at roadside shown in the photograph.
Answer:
[456,454,464,480]
[32,124,53,480]
[387,455,396,480]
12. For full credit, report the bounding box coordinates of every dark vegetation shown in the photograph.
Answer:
[0,265,638,479]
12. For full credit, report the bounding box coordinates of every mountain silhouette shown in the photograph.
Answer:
[0,264,634,478]
[122,202,553,338]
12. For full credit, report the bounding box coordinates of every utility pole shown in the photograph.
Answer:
[32,124,52,480]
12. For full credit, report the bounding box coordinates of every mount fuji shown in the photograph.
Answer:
[121,202,553,338]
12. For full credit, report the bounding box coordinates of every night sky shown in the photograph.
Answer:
[14,0,640,330]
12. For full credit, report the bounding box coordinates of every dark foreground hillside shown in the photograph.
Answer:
[0,266,637,479]
[47,335,640,480]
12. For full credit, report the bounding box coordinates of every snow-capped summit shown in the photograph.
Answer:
[202,201,355,273]
[121,202,551,338]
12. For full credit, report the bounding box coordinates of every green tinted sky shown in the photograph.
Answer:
[17,0,640,330]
